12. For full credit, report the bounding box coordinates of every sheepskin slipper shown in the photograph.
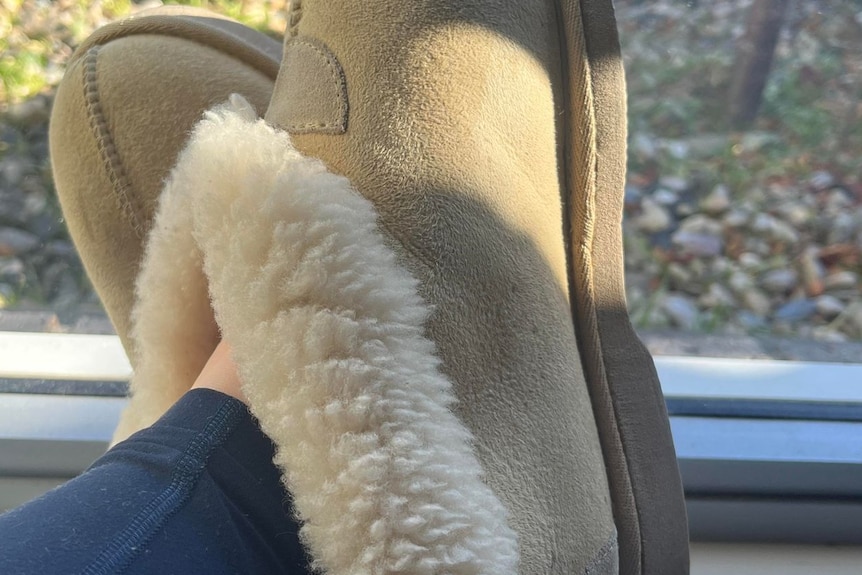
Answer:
[262,0,688,573]
[50,6,280,358]
[92,1,688,573]
[121,95,519,575]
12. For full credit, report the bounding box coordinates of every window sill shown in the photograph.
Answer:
[2,332,861,543]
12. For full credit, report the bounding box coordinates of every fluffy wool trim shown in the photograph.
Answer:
[126,95,519,575]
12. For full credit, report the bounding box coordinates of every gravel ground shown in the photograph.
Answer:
[618,0,862,342]
[1,0,861,344]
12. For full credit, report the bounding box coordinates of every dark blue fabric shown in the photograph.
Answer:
[0,389,310,575]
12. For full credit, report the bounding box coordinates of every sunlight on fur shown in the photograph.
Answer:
[123,94,519,575]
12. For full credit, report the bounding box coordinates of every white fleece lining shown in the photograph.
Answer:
[113,145,219,443]
[125,95,519,575]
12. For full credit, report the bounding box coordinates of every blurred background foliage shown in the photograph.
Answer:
[0,0,861,340]
[0,0,286,104]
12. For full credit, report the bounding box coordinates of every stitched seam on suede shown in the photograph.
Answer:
[77,399,244,575]
[70,18,280,81]
[584,532,618,575]
[288,0,303,37]
[564,0,644,568]
[82,46,145,238]
[560,0,640,568]
[575,0,646,560]
[284,37,348,134]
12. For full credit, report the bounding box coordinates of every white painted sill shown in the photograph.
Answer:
[2,332,861,544]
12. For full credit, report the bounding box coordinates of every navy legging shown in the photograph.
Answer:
[0,389,311,574]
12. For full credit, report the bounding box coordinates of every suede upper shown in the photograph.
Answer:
[266,1,621,573]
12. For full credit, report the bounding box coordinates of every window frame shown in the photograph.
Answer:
[2,331,861,543]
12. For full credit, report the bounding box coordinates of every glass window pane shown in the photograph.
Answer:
[618,0,862,357]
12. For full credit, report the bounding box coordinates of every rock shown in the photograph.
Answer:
[771,220,801,244]
[635,198,673,233]
[750,213,775,234]
[828,212,856,245]
[766,182,794,201]
[751,213,800,244]
[671,230,723,257]
[739,131,780,153]
[824,189,852,213]
[0,125,22,149]
[679,214,723,234]
[653,188,679,206]
[22,192,49,223]
[799,247,825,296]
[4,95,51,126]
[645,305,672,328]
[809,170,835,191]
[667,262,693,286]
[744,237,772,257]
[675,202,696,218]
[662,294,699,330]
[626,286,646,309]
[777,202,813,227]
[44,240,76,258]
[844,303,862,338]
[629,301,670,329]
[760,268,799,294]
[721,323,748,337]
[688,258,708,279]
[729,270,755,293]
[658,175,688,193]
[624,185,642,208]
[797,325,814,339]
[824,270,858,291]
[0,191,27,226]
[0,257,24,283]
[744,188,769,204]
[0,156,27,188]
[666,140,690,160]
[0,227,40,256]
[774,299,818,322]
[815,294,846,319]
[700,283,736,308]
[700,184,731,215]
[812,326,848,343]
[723,208,751,228]
[631,133,658,159]
[735,310,767,330]
[738,252,763,270]
[51,273,81,310]
[710,256,733,276]
[742,289,772,317]
[26,213,60,240]
[39,260,63,294]
[0,282,14,305]
[827,289,860,302]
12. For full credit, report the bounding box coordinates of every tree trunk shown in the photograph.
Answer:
[727,0,790,129]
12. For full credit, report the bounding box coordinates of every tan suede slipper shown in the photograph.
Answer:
[49,5,281,360]
[259,0,689,573]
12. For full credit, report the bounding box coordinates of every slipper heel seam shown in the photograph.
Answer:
[82,46,146,238]
[558,0,642,570]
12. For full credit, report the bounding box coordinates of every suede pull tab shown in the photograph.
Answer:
[265,37,348,135]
